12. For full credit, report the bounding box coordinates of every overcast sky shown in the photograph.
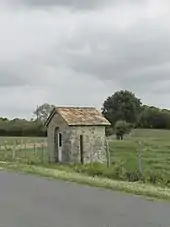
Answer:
[1,0,170,119]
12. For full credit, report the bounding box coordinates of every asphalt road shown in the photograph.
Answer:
[0,172,170,227]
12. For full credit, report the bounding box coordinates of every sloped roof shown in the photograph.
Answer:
[45,107,110,126]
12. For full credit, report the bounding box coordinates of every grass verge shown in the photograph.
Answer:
[0,162,170,201]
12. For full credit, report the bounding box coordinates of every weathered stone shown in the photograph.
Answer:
[46,108,109,164]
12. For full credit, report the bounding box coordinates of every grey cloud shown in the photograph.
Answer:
[2,1,170,90]
[0,66,26,87]
[7,0,142,10]
[8,0,112,10]
[1,0,170,118]
[57,17,170,93]
[0,61,41,87]
[20,0,103,8]
[0,75,25,87]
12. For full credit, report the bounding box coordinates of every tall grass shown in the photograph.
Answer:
[1,130,170,187]
[107,129,170,186]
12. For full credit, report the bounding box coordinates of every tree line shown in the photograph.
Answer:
[0,103,54,137]
[102,90,170,129]
[102,90,170,138]
[0,91,170,137]
[0,118,46,137]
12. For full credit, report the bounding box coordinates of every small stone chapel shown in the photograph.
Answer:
[45,106,110,164]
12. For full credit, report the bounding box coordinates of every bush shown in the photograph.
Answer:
[105,126,114,137]
[124,171,142,182]
[70,162,127,181]
[41,162,170,187]
[114,120,131,140]
[69,163,168,186]
[72,163,108,177]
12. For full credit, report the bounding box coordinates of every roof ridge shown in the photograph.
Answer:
[56,106,96,109]
[45,106,110,127]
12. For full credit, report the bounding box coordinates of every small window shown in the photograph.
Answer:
[59,133,62,147]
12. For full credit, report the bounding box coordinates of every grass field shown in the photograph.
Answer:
[0,136,47,164]
[108,129,170,186]
[0,130,170,199]
[0,129,170,187]
[39,128,170,187]
[23,128,170,187]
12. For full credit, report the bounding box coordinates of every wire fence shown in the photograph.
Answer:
[107,137,170,177]
[0,140,48,164]
[1,137,168,178]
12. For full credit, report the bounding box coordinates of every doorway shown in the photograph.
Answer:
[54,127,62,162]
[58,133,62,162]
[80,135,84,164]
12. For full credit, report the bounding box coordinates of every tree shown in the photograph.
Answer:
[115,120,131,140]
[138,106,170,129]
[102,90,142,126]
[34,103,55,123]
[0,118,47,137]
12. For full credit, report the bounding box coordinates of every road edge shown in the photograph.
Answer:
[0,162,170,201]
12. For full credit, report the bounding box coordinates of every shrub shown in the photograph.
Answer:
[71,162,127,181]
[105,126,114,137]
[40,162,170,187]
[125,171,141,182]
[114,120,131,140]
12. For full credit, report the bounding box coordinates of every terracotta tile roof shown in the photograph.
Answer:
[45,107,111,126]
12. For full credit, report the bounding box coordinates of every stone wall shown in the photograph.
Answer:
[47,113,107,164]
[69,126,107,164]
[47,113,71,163]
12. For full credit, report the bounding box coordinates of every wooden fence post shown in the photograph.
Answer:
[4,141,7,160]
[41,144,44,163]
[24,142,27,158]
[138,141,142,175]
[0,144,1,161]
[106,139,111,168]
[12,141,16,160]
[34,142,36,157]
[24,142,27,150]
[20,140,22,153]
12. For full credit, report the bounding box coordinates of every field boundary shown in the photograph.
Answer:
[0,162,170,201]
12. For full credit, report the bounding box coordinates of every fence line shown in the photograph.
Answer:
[137,141,142,175]
[0,140,48,164]
[0,138,154,175]
[106,139,111,168]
